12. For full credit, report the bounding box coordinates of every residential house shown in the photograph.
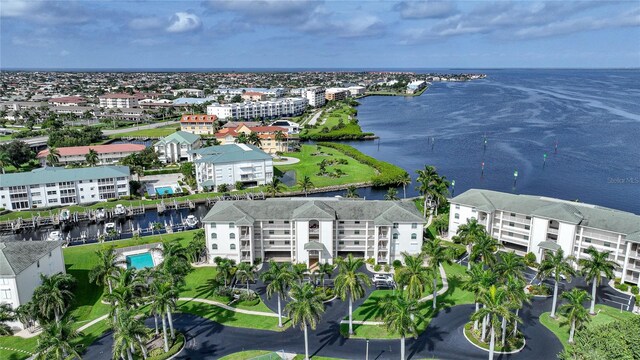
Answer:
[215,124,289,154]
[36,144,146,166]
[180,114,218,135]
[154,131,202,163]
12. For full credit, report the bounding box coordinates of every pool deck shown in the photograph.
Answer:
[115,243,164,269]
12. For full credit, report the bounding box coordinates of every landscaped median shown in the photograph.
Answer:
[219,350,343,360]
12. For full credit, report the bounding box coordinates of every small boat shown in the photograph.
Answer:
[104,222,116,233]
[95,208,106,222]
[59,209,70,222]
[113,204,126,217]
[47,231,62,241]
[184,215,199,228]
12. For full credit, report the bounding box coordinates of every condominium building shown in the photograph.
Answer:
[214,88,286,98]
[449,189,640,284]
[201,198,425,265]
[206,98,307,120]
[304,87,326,107]
[407,80,427,94]
[215,124,289,154]
[154,131,202,163]
[0,166,131,210]
[36,144,146,166]
[172,88,205,98]
[191,144,273,192]
[98,93,139,108]
[48,96,87,107]
[325,88,349,101]
[0,240,65,330]
[347,86,366,96]
[241,92,267,101]
[180,114,219,135]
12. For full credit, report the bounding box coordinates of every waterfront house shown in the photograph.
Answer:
[154,131,202,163]
[215,124,289,154]
[202,198,425,265]
[36,144,146,166]
[180,114,218,135]
[449,189,640,284]
[0,166,131,210]
[191,144,273,192]
[0,240,65,330]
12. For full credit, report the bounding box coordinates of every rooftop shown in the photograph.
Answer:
[180,114,218,123]
[0,241,63,276]
[155,131,201,145]
[0,166,130,187]
[191,143,272,164]
[36,144,145,158]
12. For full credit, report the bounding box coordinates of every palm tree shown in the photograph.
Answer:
[247,132,262,147]
[471,285,512,360]
[297,175,314,196]
[579,246,618,314]
[32,273,75,323]
[317,262,334,289]
[235,132,249,144]
[429,177,450,216]
[415,165,439,217]
[470,233,499,267]
[260,261,294,328]
[34,316,81,360]
[422,238,453,309]
[0,151,11,174]
[502,275,527,346]
[215,258,236,288]
[399,172,411,199]
[89,246,120,294]
[149,276,178,352]
[396,253,431,300]
[187,230,206,263]
[378,294,424,360]
[464,264,496,331]
[384,187,399,201]
[110,308,149,360]
[496,251,526,282]
[456,218,487,269]
[85,148,99,166]
[334,254,372,335]
[274,130,287,151]
[285,283,325,360]
[265,178,284,198]
[558,288,591,343]
[15,302,37,331]
[46,147,60,167]
[0,304,15,335]
[537,249,576,318]
[235,262,256,292]
[105,268,147,315]
[344,185,359,198]
[291,263,308,284]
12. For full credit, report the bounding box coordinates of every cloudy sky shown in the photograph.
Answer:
[1,0,639,69]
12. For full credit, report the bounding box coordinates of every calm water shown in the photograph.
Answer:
[345,69,640,213]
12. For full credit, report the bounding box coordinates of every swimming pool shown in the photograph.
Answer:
[126,252,155,269]
[155,186,174,196]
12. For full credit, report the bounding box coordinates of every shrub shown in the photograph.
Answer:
[143,168,181,176]
[217,184,229,193]
[523,252,537,267]
[616,283,629,292]
[392,259,402,269]
[253,257,262,265]
[636,294,640,304]
[235,181,244,191]
[384,265,391,273]
[527,284,551,296]
[373,264,382,272]
[215,287,232,299]
[632,286,639,295]
[614,277,621,285]
[366,258,375,265]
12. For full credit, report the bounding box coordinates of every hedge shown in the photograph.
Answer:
[317,142,408,187]
[561,317,640,360]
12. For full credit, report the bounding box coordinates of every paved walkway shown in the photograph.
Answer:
[272,156,300,165]
[178,298,280,317]
[306,109,324,126]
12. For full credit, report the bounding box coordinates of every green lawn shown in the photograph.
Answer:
[539,304,637,349]
[176,301,289,331]
[108,124,179,138]
[275,145,377,190]
[219,350,274,360]
[299,104,372,140]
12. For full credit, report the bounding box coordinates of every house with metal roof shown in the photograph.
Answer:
[153,131,202,163]
[449,189,640,284]
[202,198,425,265]
[190,144,273,192]
[0,240,65,330]
[0,166,131,210]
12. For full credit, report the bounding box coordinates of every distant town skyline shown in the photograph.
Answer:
[1,0,639,69]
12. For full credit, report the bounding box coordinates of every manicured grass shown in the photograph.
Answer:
[276,145,377,189]
[176,300,289,331]
[0,335,37,360]
[109,124,179,138]
[293,354,343,360]
[219,350,274,360]
[539,304,637,349]
[299,104,372,140]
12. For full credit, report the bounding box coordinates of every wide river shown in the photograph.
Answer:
[342,69,640,214]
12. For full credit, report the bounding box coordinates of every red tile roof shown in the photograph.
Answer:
[180,114,218,123]
[37,144,146,158]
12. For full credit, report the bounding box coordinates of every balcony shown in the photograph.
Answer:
[309,228,319,234]
[547,227,559,235]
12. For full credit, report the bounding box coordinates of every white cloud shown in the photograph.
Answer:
[394,0,457,19]
[166,12,202,33]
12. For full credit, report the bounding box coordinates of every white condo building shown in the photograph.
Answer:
[304,87,326,107]
[154,131,202,163]
[172,88,205,98]
[206,98,307,120]
[191,144,273,192]
[0,166,131,211]
[449,189,640,284]
[0,240,65,330]
[98,93,139,108]
[202,198,425,265]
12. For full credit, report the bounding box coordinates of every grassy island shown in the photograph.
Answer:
[299,103,374,141]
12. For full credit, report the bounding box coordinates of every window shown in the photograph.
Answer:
[472,208,477,213]
[211,223,216,228]
[455,204,460,210]
[229,223,235,228]
[268,220,274,224]
[285,240,290,245]
[211,233,217,239]
[454,213,460,219]
[354,241,360,245]
[411,233,417,240]
[37,260,40,268]
[509,222,514,227]
[0,289,11,300]
[211,244,218,250]
[584,238,592,243]
[524,235,529,240]
[339,221,344,224]
[354,221,360,224]
[269,241,275,245]
[412,223,417,229]
[510,213,516,217]
[47,190,57,195]
[339,241,344,245]
[393,234,398,240]
[230,244,236,250]
[393,223,398,228]
[508,232,513,237]
[284,230,290,235]
[354,230,360,235]
[339,230,344,235]
[269,230,275,235]
[604,242,611,247]
[230,233,236,239]
[526,216,532,220]
[525,225,530,230]
[284,220,290,224]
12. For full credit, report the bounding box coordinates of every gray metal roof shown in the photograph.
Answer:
[0,166,130,187]
[192,144,272,164]
[538,241,561,251]
[154,131,200,145]
[0,241,63,276]
[202,198,425,224]
[451,189,640,237]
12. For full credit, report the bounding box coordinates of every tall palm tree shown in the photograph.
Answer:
[235,132,249,144]
[344,185,359,198]
[285,283,325,360]
[559,288,591,343]
[397,253,432,300]
[429,177,450,217]
[470,233,499,268]
[187,230,206,263]
[291,263,308,284]
[456,218,487,269]
[415,165,439,217]
[247,132,262,147]
[379,294,424,360]
[502,275,527,346]
[149,277,178,352]
[422,238,453,309]
[110,308,149,360]
[464,264,496,331]
[89,246,121,294]
[384,187,400,201]
[85,148,99,166]
[32,273,75,323]
[0,303,15,335]
[274,130,287,151]
[297,175,314,196]
[317,262,334,289]
[399,172,411,199]
[34,316,81,360]
[0,151,11,174]
[265,178,284,198]
[496,251,526,282]
[471,285,512,360]
[235,262,256,292]
[334,254,372,335]
[215,258,236,288]
[105,268,147,316]
[537,249,576,318]
[46,147,60,167]
[579,246,618,314]
[260,261,294,328]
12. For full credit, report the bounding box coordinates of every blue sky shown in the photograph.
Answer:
[1,0,639,69]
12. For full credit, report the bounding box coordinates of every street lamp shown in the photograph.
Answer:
[451,180,455,196]
[366,339,369,360]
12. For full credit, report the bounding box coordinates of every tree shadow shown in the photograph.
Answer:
[191,278,222,299]
[408,324,448,356]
